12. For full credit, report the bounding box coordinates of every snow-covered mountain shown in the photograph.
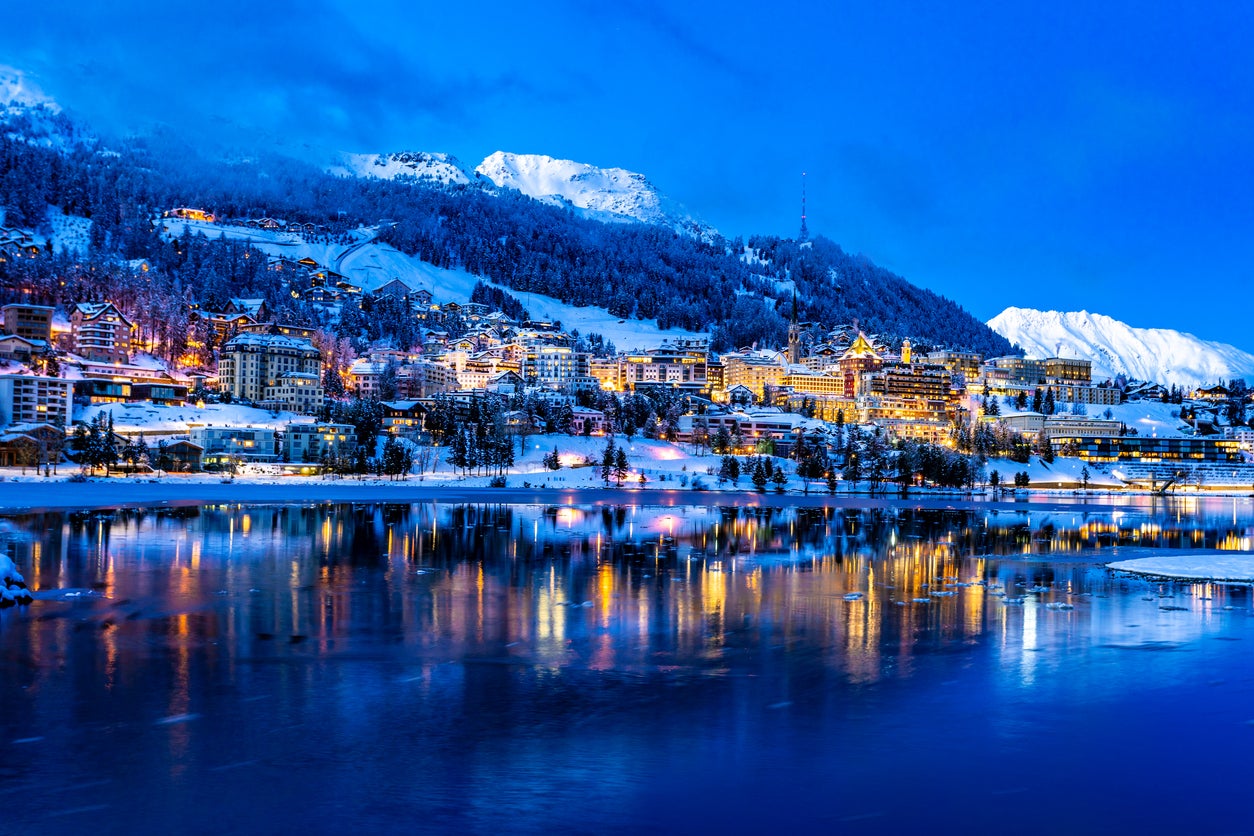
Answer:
[475,151,716,239]
[988,307,1254,388]
[329,151,484,186]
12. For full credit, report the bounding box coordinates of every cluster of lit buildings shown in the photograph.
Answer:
[1,274,1253,483]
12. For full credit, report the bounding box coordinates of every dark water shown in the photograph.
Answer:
[2,498,1253,835]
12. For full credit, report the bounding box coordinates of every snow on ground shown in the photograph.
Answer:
[44,205,91,254]
[77,402,309,434]
[984,455,1121,489]
[419,434,731,490]
[1102,401,1193,438]
[155,218,704,350]
[1108,553,1254,582]
[329,151,482,186]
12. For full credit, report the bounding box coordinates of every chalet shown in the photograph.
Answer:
[225,298,268,320]
[167,207,215,223]
[485,370,525,393]
[411,289,434,307]
[156,439,203,472]
[0,423,64,468]
[381,400,428,437]
[190,309,258,340]
[1193,384,1231,402]
[727,383,756,406]
[1124,382,1167,402]
[0,335,43,362]
[569,406,607,435]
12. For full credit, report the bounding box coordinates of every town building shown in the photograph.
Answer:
[836,333,885,397]
[70,302,133,363]
[260,372,324,414]
[923,350,983,388]
[0,375,73,428]
[189,426,278,467]
[1051,435,1242,465]
[281,422,357,462]
[1,304,54,343]
[620,344,709,394]
[720,352,786,401]
[218,333,322,405]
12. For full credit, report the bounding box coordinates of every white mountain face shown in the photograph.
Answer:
[329,151,483,186]
[0,65,57,111]
[475,151,716,239]
[988,307,1254,389]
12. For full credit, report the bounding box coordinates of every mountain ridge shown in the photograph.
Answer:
[988,307,1254,388]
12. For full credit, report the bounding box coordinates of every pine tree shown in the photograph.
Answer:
[601,436,616,485]
[613,447,629,487]
[751,457,768,493]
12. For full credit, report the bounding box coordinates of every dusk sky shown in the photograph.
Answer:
[4,1,1252,347]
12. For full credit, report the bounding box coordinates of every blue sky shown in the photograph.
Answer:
[5,1,1253,346]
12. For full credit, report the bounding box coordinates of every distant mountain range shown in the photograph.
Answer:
[988,307,1254,389]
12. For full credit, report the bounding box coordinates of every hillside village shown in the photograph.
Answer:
[1,210,1252,492]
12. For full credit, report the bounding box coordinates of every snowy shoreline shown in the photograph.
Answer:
[0,475,1138,513]
[1107,553,1254,583]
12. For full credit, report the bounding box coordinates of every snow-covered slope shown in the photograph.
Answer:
[0,65,57,111]
[329,151,483,186]
[156,218,702,350]
[476,151,716,239]
[988,307,1254,388]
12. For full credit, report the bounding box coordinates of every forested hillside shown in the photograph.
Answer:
[0,103,1013,357]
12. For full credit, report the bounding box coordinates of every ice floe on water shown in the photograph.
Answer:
[1108,553,1254,582]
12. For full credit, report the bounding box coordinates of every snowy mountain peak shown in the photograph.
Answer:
[988,307,1254,388]
[0,65,58,111]
[475,151,716,240]
[330,150,483,186]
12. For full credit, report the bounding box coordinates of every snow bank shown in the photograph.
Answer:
[0,552,32,606]
[1108,553,1254,582]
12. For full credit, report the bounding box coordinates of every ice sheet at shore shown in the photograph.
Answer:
[1108,553,1254,581]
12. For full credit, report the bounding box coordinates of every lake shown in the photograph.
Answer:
[2,496,1253,835]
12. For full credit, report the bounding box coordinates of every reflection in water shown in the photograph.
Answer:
[0,498,1253,834]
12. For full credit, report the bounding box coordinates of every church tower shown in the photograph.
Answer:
[901,338,912,365]
[787,292,801,365]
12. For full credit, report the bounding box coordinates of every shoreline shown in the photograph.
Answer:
[0,474,1209,513]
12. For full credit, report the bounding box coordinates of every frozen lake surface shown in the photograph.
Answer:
[2,497,1253,834]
